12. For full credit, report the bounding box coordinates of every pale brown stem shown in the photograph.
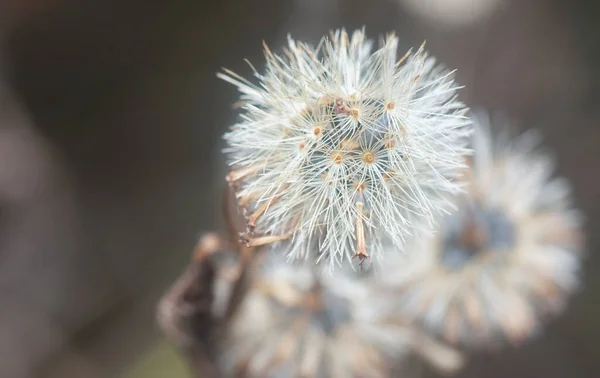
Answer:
[395,49,412,67]
[246,185,287,231]
[237,189,264,208]
[351,202,370,270]
[226,164,262,184]
[240,232,293,248]
[246,200,272,230]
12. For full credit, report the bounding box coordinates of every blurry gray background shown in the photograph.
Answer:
[0,0,598,377]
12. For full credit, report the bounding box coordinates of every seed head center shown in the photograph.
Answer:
[362,151,375,164]
[348,107,360,119]
[331,151,344,165]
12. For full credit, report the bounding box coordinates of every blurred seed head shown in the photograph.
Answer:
[219,250,413,378]
[378,112,584,348]
[158,232,468,377]
[219,28,472,270]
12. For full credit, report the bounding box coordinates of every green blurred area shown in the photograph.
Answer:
[123,341,191,378]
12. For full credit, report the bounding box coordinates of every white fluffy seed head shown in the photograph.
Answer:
[376,112,584,347]
[219,28,472,269]
[219,250,414,378]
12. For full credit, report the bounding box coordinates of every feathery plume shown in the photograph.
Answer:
[377,112,584,347]
[219,28,472,269]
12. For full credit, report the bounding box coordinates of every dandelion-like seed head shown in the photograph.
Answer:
[157,234,467,377]
[220,28,472,269]
[379,113,584,347]
[219,250,412,377]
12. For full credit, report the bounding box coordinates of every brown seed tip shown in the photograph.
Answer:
[353,202,370,271]
[362,151,375,164]
[348,107,360,119]
[385,101,395,110]
[331,151,344,165]
[313,126,323,136]
[352,251,370,271]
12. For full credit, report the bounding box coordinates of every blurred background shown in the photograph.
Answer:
[0,0,598,377]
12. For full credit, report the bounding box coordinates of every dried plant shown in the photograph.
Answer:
[376,112,584,348]
[157,28,584,378]
[219,28,472,270]
[158,232,465,377]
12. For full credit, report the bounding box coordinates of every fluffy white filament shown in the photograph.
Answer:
[376,113,584,347]
[219,28,472,269]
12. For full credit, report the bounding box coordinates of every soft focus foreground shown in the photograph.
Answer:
[1,0,599,377]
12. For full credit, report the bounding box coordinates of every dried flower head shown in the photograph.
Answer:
[157,233,466,377]
[219,28,472,269]
[378,113,584,348]
[219,250,463,377]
